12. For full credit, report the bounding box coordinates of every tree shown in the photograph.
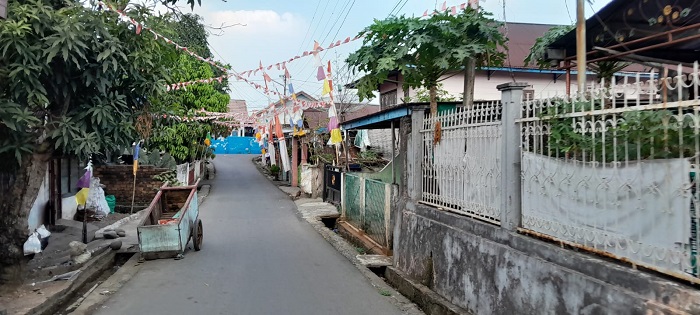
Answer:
[146,13,230,163]
[0,0,178,284]
[150,13,230,115]
[147,120,215,163]
[346,8,505,143]
[150,53,230,114]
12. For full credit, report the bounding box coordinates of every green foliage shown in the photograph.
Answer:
[269,164,280,175]
[524,25,629,83]
[137,148,177,169]
[150,14,230,114]
[523,25,573,69]
[147,121,214,163]
[151,54,230,113]
[0,0,178,167]
[171,14,212,59]
[542,99,697,161]
[347,8,506,105]
[589,61,631,83]
[359,149,380,161]
[403,83,457,103]
[153,170,181,186]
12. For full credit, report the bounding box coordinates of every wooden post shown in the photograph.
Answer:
[565,60,572,97]
[463,59,476,107]
[292,137,299,187]
[344,130,350,171]
[576,0,587,94]
[301,141,308,164]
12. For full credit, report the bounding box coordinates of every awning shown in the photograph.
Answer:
[549,0,700,65]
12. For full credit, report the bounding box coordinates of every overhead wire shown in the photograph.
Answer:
[294,0,323,56]
[298,0,357,97]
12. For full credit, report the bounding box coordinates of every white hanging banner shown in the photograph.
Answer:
[278,138,291,172]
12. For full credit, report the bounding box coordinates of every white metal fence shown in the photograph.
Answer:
[419,101,503,225]
[518,63,700,280]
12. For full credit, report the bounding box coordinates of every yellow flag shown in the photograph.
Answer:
[330,129,342,144]
[75,188,89,206]
[322,79,331,96]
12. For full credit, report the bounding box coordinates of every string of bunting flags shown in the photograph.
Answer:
[235,1,478,80]
[236,37,361,79]
[124,0,478,95]
[166,74,233,91]
[100,0,478,132]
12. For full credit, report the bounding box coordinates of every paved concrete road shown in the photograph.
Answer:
[96,155,405,315]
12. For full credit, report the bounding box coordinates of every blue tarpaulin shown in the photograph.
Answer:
[211,136,262,154]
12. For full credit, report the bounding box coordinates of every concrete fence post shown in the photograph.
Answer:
[360,177,366,231]
[497,82,528,231]
[341,172,346,219]
[408,110,424,201]
[384,182,392,248]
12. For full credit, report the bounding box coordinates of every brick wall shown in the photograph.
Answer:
[93,165,170,206]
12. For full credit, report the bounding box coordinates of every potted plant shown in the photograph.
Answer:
[269,165,281,180]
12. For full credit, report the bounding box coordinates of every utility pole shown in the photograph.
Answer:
[280,75,287,97]
[576,0,587,94]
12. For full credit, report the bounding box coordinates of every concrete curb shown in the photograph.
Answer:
[94,210,145,239]
[291,199,424,315]
[198,184,211,206]
[205,160,216,180]
[385,267,470,315]
[28,249,116,315]
[68,253,144,315]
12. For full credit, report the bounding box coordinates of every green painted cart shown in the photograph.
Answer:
[137,180,203,260]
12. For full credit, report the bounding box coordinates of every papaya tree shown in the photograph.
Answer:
[346,8,505,143]
[0,0,179,284]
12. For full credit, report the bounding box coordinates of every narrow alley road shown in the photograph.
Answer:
[96,155,405,315]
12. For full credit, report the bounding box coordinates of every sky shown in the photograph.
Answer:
[173,0,613,112]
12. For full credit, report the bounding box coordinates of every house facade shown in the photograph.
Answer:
[376,22,593,108]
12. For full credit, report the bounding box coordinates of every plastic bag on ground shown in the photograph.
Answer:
[36,224,51,239]
[24,232,42,255]
[87,177,110,218]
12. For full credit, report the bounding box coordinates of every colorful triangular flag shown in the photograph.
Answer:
[322,79,331,96]
[316,66,325,81]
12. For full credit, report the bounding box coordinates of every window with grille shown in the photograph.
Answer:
[380,90,398,109]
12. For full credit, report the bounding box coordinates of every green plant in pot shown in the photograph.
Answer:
[269,165,281,180]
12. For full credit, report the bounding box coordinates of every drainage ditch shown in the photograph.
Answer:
[54,252,135,315]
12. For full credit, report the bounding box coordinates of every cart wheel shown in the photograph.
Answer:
[193,219,203,251]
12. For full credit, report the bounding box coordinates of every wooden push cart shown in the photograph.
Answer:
[137,180,203,260]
